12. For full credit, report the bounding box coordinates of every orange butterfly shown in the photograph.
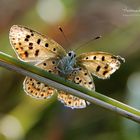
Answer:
[9,25,125,109]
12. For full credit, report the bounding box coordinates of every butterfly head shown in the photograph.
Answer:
[67,51,76,59]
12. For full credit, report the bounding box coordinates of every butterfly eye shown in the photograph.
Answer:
[68,51,76,58]
[68,52,72,56]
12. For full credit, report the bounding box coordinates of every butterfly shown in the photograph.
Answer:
[9,25,125,109]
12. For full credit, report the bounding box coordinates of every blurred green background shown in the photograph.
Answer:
[0,0,140,140]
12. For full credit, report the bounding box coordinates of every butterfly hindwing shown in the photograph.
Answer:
[9,25,66,62]
[73,67,95,90]
[76,52,125,79]
[23,77,56,99]
[23,58,59,99]
[58,67,95,109]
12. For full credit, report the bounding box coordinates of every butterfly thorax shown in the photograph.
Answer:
[57,51,77,77]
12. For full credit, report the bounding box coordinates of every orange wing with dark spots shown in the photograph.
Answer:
[58,67,95,109]
[9,25,66,62]
[23,58,59,99]
[76,52,125,79]
[24,59,94,109]
[23,77,56,99]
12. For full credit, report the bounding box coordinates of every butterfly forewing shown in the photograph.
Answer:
[58,67,95,109]
[9,25,66,62]
[76,52,125,79]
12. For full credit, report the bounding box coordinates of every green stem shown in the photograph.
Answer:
[0,52,140,123]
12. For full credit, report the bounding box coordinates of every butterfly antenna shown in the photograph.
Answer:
[59,26,70,47]
[75,35,101,52]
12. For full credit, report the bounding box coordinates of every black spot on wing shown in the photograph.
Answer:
[53,48,56,51]
[89,81,92,84]
[35,49,39,56]
[25,38,29,42]
[84,73,88,76]
[52,61,55,64]
[24,51,28,57]
[104,64,108,69]
[102,56,105,61]
[29,42,33,49]
[96,65,101,72]
[26,35,30,38]
[45,43,49,47]
[48,70,52,73]
[37,39,41,44]
[93,56,96,60]
[103,71,108,75]
[76,77,79,80]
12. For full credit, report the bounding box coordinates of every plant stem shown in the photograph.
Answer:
[0,52,140,123]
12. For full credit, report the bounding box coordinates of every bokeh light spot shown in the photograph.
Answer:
[36,0,65,24]
[0,115,23,139]
[127,72,140,107]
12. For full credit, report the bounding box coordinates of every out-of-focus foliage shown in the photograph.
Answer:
[0,0,140,140]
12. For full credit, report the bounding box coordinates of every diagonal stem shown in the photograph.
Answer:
[0,51,140,123]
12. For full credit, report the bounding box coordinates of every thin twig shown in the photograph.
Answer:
[0,52,140,123]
